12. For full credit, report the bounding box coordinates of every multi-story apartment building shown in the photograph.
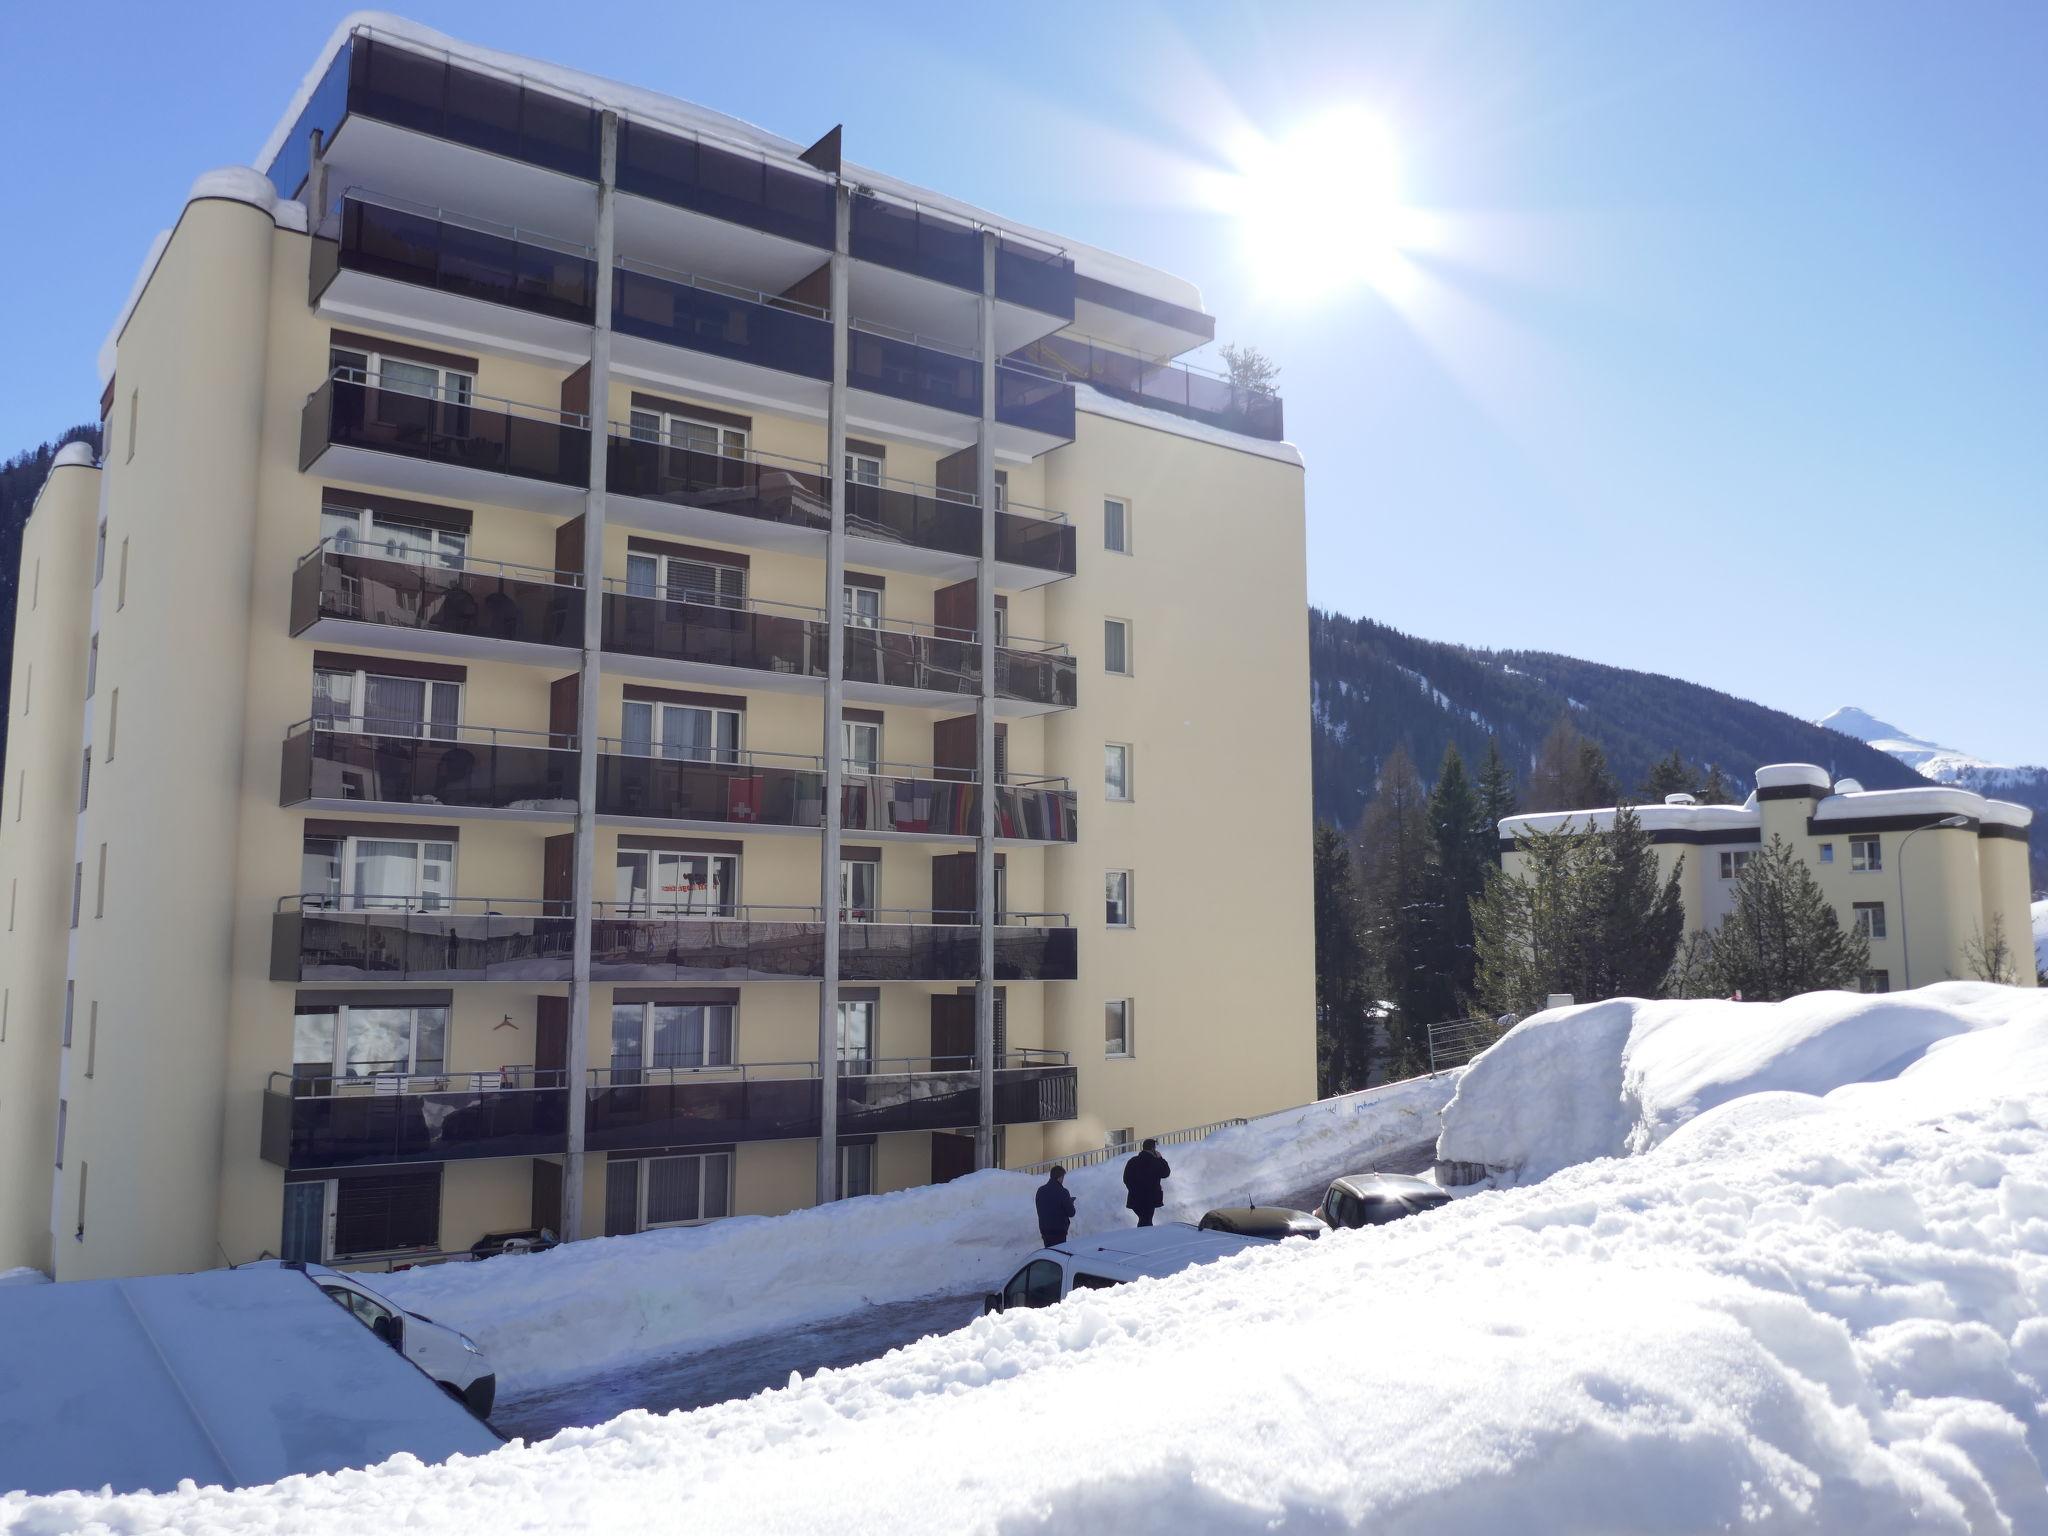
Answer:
[0,18,1314,1280]
[1501,763,2037,993]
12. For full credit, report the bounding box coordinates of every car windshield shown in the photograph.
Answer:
[1071,1272,1120,1292]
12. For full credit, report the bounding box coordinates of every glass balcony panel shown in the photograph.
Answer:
[993,240,1076,321]
[611,267,831,379]
[607,435,830,531]
[850,197,980,292]
[846,330,978,416]
[844,478,978,556]
[993,508,1076,577]
[994,366,1077,440]
[347,37,600,180]
[1006,335,1282,440]
[262,1072,569,1168]
[597,753,824,829]
[350,36,445,137]
[290,544,583,649]
[301,375,591,487]
[600,590,825,679]
[273,905,578,984]
[284,726,578,814]
[616,120,834,249]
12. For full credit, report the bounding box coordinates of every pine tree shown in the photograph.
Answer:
[1471,806,1687,1015]
[1526,714,1585,812]
[1312,822,1375,1093]
[1702,836,1868,1000]
[1356,745,1433,1072]
[1413,745,1489,1022]
[1642,749,1702,802]
[1698,764,1736,805]
[1575,740,1620,809]
[1476,736,1518,850]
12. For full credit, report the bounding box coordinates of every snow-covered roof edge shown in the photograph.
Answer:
[1500,804,1761,840]
[97,170,306,384]
[1754,762,1831,792]
[254,12,1208,314]
[1075,385,1304,468]
[1502,780,2034,839]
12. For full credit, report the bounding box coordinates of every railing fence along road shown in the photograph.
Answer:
[1423,1016,1509,1077]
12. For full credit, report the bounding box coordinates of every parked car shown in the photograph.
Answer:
[469,1227,558,1261]
[259,1260,496,1419]
[1198,1205,1323,1241]
[1317,1172,1451,1231]
[984,1224,1264,1313]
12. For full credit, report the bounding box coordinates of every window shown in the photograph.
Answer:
[1105,871,1132,928]
[62,983,73,1048]
[622,698,741,762]
[1850,836,1882,872]
[84,1005,97,1079]
[625,548,747,610]
[1103,496,1129,554]
[992,469,1009,511]
[321,1282,397,1335]
[1104,743,1131,801]
[837,997,877,1071]
[632,407,748,465]
[845,449,883,487]
[85,636,97,700]
[841,718,881,777]
[1861,969,1891,994]
[1002,1258,1065,1311]
[606,1151,732,1233]
[106,689,117,760]
[95,844,106,917]
[54,1100,65,1168]
[842,582,882,629]
[1852,902,1887,940]
[331,345,473,414]
[608,1000,734,1080]
[315,665,461,739]
[330,1167,443,1258]
[1109,1127,1136,1154]
[126,389,137,463]
[1105,999,1132,1057]
[302,834,456,911]
[2,987,8,1041]
[93,526,105,587]
[78,748,90,812]
[117,538,129,610]
[74,1162,87,1241]
[1718,850,1755,880]
[320,501,467,569]
[615,848,738,917]
[1818,843,1834,864]
[1104,619,1130,675]
[839,1141,874,1199]
[839,856,878,921]
[1071,1272,1120,1293]
[294,1004,449,1082]
[70,862,82,929]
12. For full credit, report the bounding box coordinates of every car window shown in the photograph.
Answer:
[1334,1193,1366,1228]
[1360,1197,1409,1226]
[1023,1259,1065,1308]
[1071,1272,1121,1292]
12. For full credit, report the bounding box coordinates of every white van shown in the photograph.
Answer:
[250,1260,496,1418]
[984,1223,1264,1313]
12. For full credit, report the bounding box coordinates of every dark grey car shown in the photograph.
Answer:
[1317,1172,1451,1230]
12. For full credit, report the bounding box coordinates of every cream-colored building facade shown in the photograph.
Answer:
[1501,762,2037,992]
[0,17,1315,1281]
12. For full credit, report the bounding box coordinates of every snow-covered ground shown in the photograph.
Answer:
[375,1073,1455,1396]
[13,983,2048,1532]
[0,1268,48,1288]
[2034,899,2047,978]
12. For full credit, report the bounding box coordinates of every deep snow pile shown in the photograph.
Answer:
[14,989,2048,1533]
[375,1074,1451,1394]
[1437,982,2027,1183]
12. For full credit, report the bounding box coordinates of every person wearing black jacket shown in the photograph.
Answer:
[1035,1166,1076,1247]
[1122,1139,1171,1227]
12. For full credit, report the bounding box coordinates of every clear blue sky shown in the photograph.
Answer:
[4,2,2042,761]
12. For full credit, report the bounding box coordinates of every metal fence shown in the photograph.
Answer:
[1011,1116,1248,1178]
[1425,1016,1509,1076]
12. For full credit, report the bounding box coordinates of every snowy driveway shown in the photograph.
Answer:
[495,1135,1437,1440]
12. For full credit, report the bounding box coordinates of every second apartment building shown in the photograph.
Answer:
[0,17,1315,1280]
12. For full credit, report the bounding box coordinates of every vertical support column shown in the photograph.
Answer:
[816,183,851,1205]
[562,110,618,1244]
[306,130,328,231]
[974,232,999,1169]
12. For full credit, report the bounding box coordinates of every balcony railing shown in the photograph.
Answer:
[311,192,597,323]
[1006,334,1283,441]
[281,720,578,814]
[585,1050,1076,1151]
[842,764,1077,842]
[847,325,980,416]
[271,898,1078,984]
[260,1067,568,1169]
[601,584,827,679]
[289,539,584,650]
[613,258,831,380]
[598,744,823,830]
[616,117,835,250]
[300,369,592,488]
[606,434,830,533]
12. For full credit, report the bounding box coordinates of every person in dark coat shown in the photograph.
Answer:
[1035,1166,1076,1247]
[1122,1139,1171,1227]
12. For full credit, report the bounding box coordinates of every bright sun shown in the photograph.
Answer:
[1226,108,1408,299]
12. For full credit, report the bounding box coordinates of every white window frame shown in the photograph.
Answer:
[303,834,456,911]
[625,549,748,610]
[314,665,462,739]
[845,450,883,486]
[839,856,879,922]
[843,582,883,629]
[1852,901,1887,940]
[332,345,474,409]
[1818,842,1834,864]
[630,407,748,462]
[1105,999,1133,1058]
[1105,742,1132,802]
[1104,617,1132,676]
[626,1150,734,1231]
[621,698,742,763]
[836,997,878,1071]
[1861,969,1891,994]
[319,501,469,569]
[608,999,736,1074]
[1850,836,1882,872]
[293,1003,450,1083]
[1103,496,1130,554]
[615,848,740,918]
[1105,870,1133,928]
[839,1140,875,1198]
[841,718,882,777]
[1717,850,1755,880]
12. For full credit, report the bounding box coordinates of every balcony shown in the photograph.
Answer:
[1007,334,1284,442]
[842,327,1076,456]
[299,370,591,512]
[260,1068,568,1170]
[842,768,1078,843]
[584,1051,1077,1152]
[611,260,832,408]
[281,721,577,821]
[270,899,1079,985]
[310,192,597,362]
[600,585,826,695]
[289,541,583,666]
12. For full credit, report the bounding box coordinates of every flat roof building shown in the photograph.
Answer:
[0,15,1315,1279]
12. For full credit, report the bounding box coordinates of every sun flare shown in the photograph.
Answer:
[1224,108,1411,299]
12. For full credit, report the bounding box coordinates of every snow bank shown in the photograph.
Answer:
[2033,899,2046,977]
[1437,982,2030,1182]
[374,1074,1452,1394]
[16,992,2048,1532]
[0,1267,47,1287]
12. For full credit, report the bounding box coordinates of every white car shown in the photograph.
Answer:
[258,1261,496,1419]
[984,1223,1265,1313]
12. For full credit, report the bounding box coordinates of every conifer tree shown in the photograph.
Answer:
[1312,821,1375,1093]
[1476,736,1518,850]
[1356,745,1433,1071]
[1698,764,1736,805]
[1414,745,1489,1022]
[1701,836,1868,1000]
[1642,749,1702,802]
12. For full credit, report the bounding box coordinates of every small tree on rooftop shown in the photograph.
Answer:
[1702,836,1868,1000]
[1218,343,1280,396]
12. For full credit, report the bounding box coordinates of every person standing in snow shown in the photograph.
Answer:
[1122,1139,1171,1228]
[1035,1166,1076,1247]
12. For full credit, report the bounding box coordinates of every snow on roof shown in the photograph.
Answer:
[1753,761,1831,791]
[1979,798,2032,830]
[1500,802,1760,840]
[1502,774,2033,839]
[50,442,96,470]
[256,12,1207,312]
[15,985,2048,1531]
[1810,783,1997,824]
[97,170,306,384]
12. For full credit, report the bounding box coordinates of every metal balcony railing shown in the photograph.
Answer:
[281,718,578,813]
[300,368,593,487]
[288,536,584,649]
[311,189,597,322]
[260,1065,569,1169]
